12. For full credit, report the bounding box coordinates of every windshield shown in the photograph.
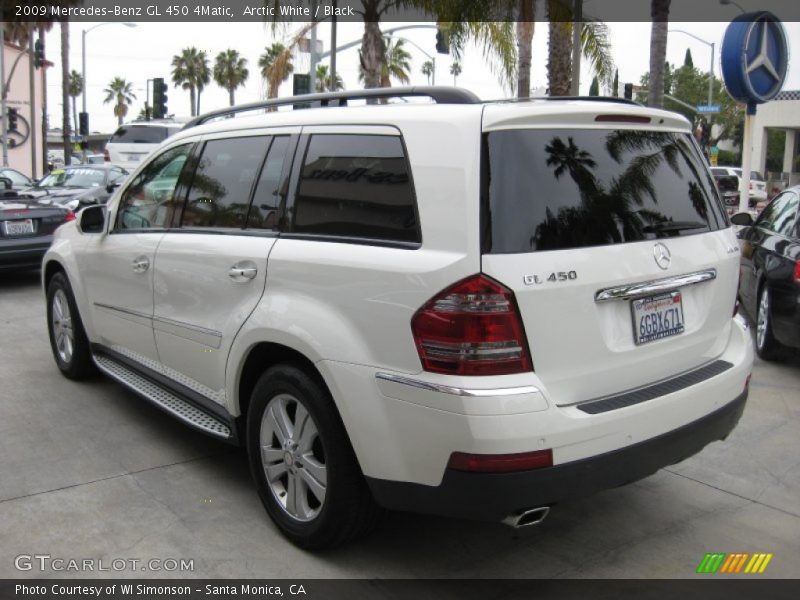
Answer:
[38,168,105,188]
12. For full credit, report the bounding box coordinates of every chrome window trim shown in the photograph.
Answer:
[594,268,717,303]
[375,372,540,397]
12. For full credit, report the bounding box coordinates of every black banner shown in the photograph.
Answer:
[3,580,800,600]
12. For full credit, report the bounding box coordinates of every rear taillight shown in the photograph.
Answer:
[64,210,76,222]
[794,260,800,282]
[448,449,553,472]
[411,274,532,376]
[103,149,110,162]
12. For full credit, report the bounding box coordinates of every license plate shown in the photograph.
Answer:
[3,219,34,236]
[631,291,685,345]
[126,154,141,162]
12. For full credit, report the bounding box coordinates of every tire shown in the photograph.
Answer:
[246,364,381,549]
[46,272,96,379]
[755,285,784,361]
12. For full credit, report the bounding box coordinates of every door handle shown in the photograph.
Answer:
[132,256,150,273]
[228,261,258,282]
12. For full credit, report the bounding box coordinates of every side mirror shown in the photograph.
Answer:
[730,212,754,227]
[106,182,121,194]
[79,205,107,234]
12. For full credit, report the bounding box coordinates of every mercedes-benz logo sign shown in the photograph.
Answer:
[653,243,672,270]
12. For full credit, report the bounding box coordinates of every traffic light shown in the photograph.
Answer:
[152,78,168,119]
[7,108,18,132]
[435,26,450,55]
[78,112,89,136]
[624,83,633,100]
[33,39,45,69]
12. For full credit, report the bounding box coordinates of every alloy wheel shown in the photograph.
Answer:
[51,289,74,364]
[756,290,769,351]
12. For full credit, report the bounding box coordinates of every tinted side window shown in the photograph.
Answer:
[247,136,290,230]
[115,144,192,231]
[773,193,799,237]
[181,136,269,229]
[757,192,793,233]
[293,134,419,243]
[484,129,723,253]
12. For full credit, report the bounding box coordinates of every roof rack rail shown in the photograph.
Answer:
[183,86,481,130]
[490,95,640,106]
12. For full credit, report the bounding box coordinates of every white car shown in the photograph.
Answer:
[43,88,753,549]
[104,121,184,170]
[711,166,769,203]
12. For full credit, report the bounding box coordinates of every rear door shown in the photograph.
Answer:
[479,115,736,405]
[151,129,297,406]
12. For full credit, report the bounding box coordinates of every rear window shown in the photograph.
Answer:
[109,125,178,144]
[483,129,726,254]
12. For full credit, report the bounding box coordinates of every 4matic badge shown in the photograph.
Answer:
[523,271,578,286]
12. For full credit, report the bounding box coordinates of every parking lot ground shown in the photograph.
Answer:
[1,270,799,579]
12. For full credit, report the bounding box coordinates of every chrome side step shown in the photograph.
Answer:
[93,354,232,440]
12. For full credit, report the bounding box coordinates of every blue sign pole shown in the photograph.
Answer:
[720,12,788,213]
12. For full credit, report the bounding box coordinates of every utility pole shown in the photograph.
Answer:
[329,1,337,91]
[29,30,38,178]
[309,0,318,93]
[1,26,8,167]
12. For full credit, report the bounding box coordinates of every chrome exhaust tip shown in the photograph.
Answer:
[502,506,550,529]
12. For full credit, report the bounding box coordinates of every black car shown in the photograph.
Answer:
[0,167,33,192]
[0,194,75,271]
[713,173,740,214]
[20,164,128,211]
[732,186,800,359]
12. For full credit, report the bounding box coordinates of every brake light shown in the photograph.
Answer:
[794,260,800,282]
[103,148,110,162]
[64,210,76,222]
[448,449,553,472]
[411,274,532,375]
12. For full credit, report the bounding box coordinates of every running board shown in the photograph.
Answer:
[93,354,232,440]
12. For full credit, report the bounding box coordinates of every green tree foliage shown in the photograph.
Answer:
[171,47,210,117]
[683,48,693,68]
[315,64,344,92]
[103,77,136,126]
[213,49,249,106]
[589,76,599,96]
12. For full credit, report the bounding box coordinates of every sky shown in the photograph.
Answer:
[43,17,800,134]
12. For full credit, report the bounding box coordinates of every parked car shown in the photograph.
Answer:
[42,88,753,549]
[1,193,74,270]
[711,166,768,203]
[22,164,129,212]
[713,173,740,214]
[104,121,184,170]
[0,167,33,192]
[731,186,800,359]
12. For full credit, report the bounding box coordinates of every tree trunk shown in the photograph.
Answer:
[61,22,71,165]
[516,0,535,98]
[39,25,49,171]
[648,0,671,108]
[360,2,384,90]
[548,20,572,96]
[229,88,234,106]
[189,86,196,117]
[197,88,201,115]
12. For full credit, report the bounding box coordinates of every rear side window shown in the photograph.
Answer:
[483,129,726,253]
[109,126,174,144]
[293,134,419,243]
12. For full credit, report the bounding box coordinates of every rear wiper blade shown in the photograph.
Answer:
[643,221,708,233]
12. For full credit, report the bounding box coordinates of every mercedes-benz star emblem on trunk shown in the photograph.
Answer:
[653,243,672,270]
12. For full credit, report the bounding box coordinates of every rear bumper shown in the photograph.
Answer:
[0,237,52,270]
[366,389,747,521]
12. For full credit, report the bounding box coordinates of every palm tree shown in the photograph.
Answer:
[649,0,671,108]
[59,22,72,165]
[450,62,462,86]
[359,37,412,87]
[213,49,249,106]
[103,77,136,126]
[67,70,83,137]
[259,43,294,99]
[516,0,535,98]
[171,47,209,117]
[315,64,344,92]
[421,61,434,85]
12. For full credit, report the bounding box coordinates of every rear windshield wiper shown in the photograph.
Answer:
[643,221,708,234]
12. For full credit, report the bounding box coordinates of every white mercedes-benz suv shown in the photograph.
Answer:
[42,87,753,549]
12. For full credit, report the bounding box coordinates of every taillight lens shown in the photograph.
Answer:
[64,210,76,222]
[411,274,532,375]
[794,260,800,282]
[103,149,110,162]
